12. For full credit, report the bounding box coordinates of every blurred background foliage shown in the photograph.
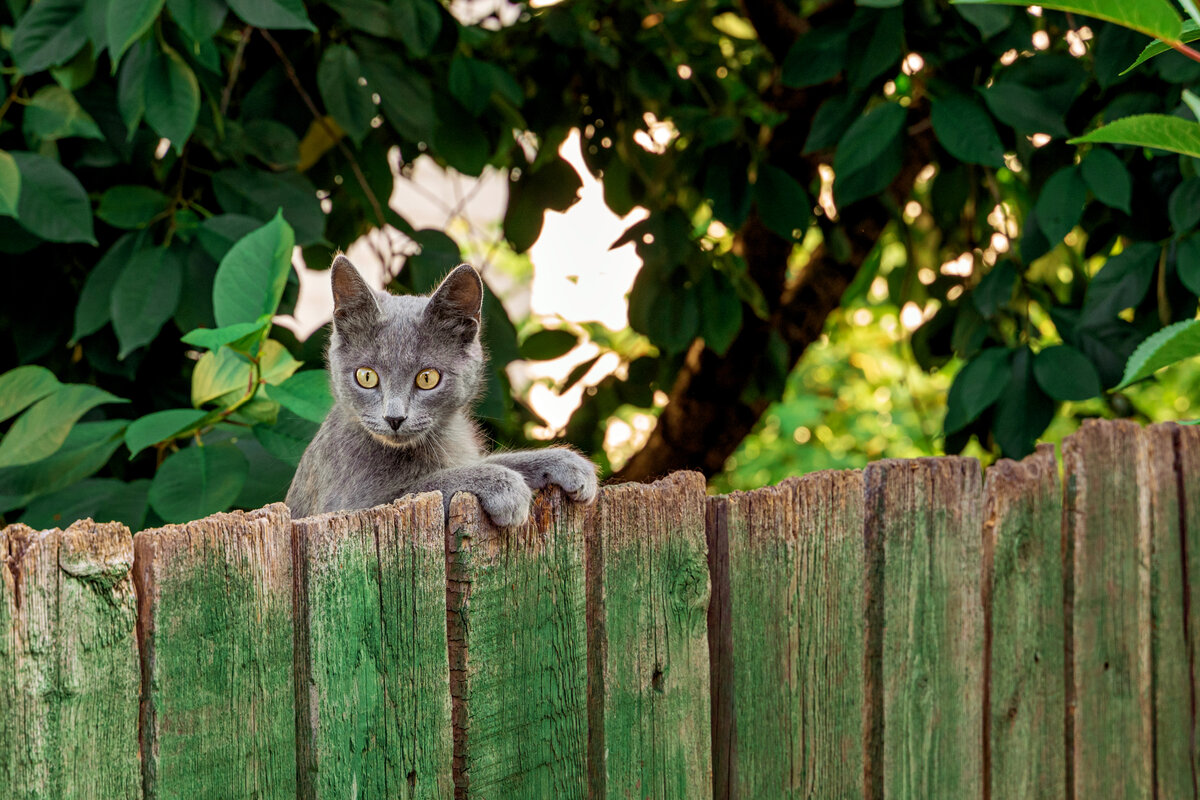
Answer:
[1,0,1199,529]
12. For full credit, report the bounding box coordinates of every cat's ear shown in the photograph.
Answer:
[331,255,380,333]
[424,264,483,342]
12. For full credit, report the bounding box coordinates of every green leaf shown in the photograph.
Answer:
[10,151,95,244]
[979,82,1069,138]
[389,0,441,58]
[72,232,144,343]
[931,93,1005,167]
[144,45,200,154]
[972,261,1017,317]
[23,86,104,142]
[318,44,374,145]
[192,340,299,407]
[1034,166,1088,244]
[262,370,333,422]
[448,55,522,116]
[1080,149,1132,214]
[212,210,295,327]
[0,384,126,468]
[196,213,262,261]
[116,39,153,133]
[432,113,490,176]
[165,0,227,42]
[504,158,583,252]
[0,150,19,217]
[111,247,184,359]
[19,478,150,532]
[1069,114,1200,159]
[519,329,579,361]
[181,319,269,351]
[950,0,1182,42]
[359,42,435,142]
[754,165,810,240]
[253,407,318,465]
[96,185,171,229]
[782,28,848,88]
[11,0,89,74]
[212,168,325,246]
[225,0,314,30]
[124,408,211,456]
[1116,318,1200,388]
[833,102,906,209]
[699,270,743,356]
[1081,242,1159,326]
[1169,178,1200,232]
[1032,344,1103,400]
[107,0,165,66]
[944,347,1011,434]
[993,346,1056,458]
[1123,20,1200,74]
[232,437,294,508]
[803,92,866,153]
[149,442,249,522]
[1178,235,1200,294]
[0,366,61,423]
[847,8,903,90]
[0,421,127,513]
[956,4,1012,38]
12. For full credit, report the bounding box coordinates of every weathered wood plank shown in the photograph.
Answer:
[1175,423,1200,797]
[864,456,984,800]
[1062,419,1152,799]
[586,472,711,799]
[983,444,1065,799]
[292,493,454,798]
[134,503,296,800]
[446,488,588,798]
[0,520,141,799]
[709,469,865,799]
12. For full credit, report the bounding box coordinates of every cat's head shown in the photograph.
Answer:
[326,254,485,447]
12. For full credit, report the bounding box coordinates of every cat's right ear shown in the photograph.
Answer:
[331,255,380,334]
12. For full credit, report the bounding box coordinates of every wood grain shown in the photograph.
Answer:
[0,519,140,799]
[1174,422,1200,798]
[292,493,454,798]
[983,444,1065,799]
[446,488,589,798]
[586,471,711,799]
[709,469,865,799]
[134,503,296,800]
[864,457,984,800]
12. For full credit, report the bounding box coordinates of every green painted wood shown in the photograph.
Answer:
[864,456,984,800]
[983,444,1065,799]
[446,488,588,798]
[1175,423,1200,796]
[710,469,865,799]
[134,503,296,800]
[292,493,454,798]
[585,471,711,799]
[0,520,141,799]
[1062,420,1152,799]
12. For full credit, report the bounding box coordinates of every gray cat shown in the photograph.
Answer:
[285,255,598,525]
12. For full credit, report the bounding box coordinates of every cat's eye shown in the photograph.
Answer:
[355,367,379,388]
[415,368,440,390]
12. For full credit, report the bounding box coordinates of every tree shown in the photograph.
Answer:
[0,0,1197,529]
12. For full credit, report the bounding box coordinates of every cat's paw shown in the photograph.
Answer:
[528,449,599,504]
[476,466,534,527]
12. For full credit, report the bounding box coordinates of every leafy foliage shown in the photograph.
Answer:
[2,0,1200,531]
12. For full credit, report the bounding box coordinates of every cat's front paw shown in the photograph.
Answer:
[477,466,534,527]
[530,449,599,504]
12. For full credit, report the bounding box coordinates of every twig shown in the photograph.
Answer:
[220,26,254,116]
[258,29,389,228]
[1168,38,1200,65]
[0,76,25,127]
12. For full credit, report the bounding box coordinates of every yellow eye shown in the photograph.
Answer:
[355,367,379,388]
[415,368,440,390]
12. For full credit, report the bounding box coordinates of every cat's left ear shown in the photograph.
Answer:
[425,264,483,341]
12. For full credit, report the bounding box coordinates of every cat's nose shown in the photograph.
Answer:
[385,415,406,431]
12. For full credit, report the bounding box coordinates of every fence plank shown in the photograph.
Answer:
[134,503,296,800]
[864,457,983,800]
[0,520,141,799]
[446,489,588,798]
[292,494,454,799]
[586,472,711,799]
[1176,423,1200,796]
[1062,420,1152,799]
[984,444,1065,799]
[709,469,865,799]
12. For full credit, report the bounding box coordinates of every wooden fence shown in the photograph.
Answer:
[2,418,1198,799]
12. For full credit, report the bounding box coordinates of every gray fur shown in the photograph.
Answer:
[286,256,598,525]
